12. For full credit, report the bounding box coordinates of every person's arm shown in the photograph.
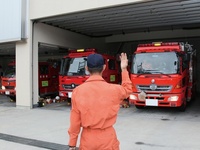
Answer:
[68,91,81,147]
[119,53,133,99]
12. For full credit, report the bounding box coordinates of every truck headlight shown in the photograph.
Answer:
[59,92,64,97]
[2,86,5,90]
[168,96,179,101]
[129,94,137,100]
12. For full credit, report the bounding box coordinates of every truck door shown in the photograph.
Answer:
[103,58,120,84]
[49,62,59,94]
[39,63,49,96]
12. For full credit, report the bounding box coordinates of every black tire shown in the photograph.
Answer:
[178,100,187,112]
[9,96,16,102]
[135,105,144,109]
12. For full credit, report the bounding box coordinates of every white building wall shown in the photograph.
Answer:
[0,0,28,43]
[34,23,106,49]
[16,20,32,108]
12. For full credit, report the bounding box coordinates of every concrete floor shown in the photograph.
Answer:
[0,95,200,150]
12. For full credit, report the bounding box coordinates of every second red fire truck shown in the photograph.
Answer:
[59,48,120,102]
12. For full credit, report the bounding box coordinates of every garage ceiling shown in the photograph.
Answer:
[39,0,200,37]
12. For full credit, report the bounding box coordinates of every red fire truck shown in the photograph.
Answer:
[59,48,120,102]
[129,42,196,111]
[0,60,60,101]
[0,61,16,100]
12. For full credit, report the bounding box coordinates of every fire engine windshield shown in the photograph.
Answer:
[60,57,89,76]
[131,52,179,74]
[3,66,15,78]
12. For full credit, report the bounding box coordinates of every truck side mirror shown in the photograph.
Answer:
[128,55,132,63]
[183,54,190,62]
[60,58,65,75]
[174,61,179,73]
[174,61,177,66]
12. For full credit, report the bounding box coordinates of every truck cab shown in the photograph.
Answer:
[59,48,120,102]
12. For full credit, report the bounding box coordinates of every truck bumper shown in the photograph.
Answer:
[0,89,16,96]
[129,93,184,107]
[59,90,72,100]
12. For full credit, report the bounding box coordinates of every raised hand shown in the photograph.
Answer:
[120,53,128,71]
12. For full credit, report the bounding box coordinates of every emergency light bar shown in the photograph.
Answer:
[69,48,96,53]
[77,49,84,52]
[138,42,179,47]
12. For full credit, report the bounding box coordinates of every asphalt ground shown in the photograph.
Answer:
[1,95,200,150]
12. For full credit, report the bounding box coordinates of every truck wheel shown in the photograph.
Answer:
[9,96,16,102]
[178,100,186,112]
[135,105,144,109]
[67,98,71,105]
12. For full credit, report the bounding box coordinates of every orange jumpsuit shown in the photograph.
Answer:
[68,70,132,150]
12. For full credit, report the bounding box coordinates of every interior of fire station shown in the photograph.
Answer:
[24,24,200,108]
[1,0,200,109]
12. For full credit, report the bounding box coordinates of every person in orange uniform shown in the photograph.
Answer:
[68,53,132,150]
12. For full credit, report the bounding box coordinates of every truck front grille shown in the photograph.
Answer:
[137,85,172,92]
[3,80,15,82]
[62,84,79,90]
[5,86,15,90]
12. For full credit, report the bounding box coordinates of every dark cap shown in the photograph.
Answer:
[87,54,104,68]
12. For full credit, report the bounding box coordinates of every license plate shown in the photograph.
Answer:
[5,91,10,95]
[68,92,72,98]
[145,99,158,106]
